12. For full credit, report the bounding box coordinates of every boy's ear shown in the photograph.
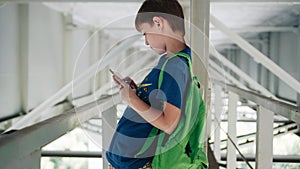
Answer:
[153,16,163,30]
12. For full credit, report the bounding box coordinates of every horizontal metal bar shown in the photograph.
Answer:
[1,0,299,2]
[221,154,300,163]
[214,81,300,124]
[212,122,298,144]
[213,0,300,2]
[0,94,120,168]
[42,151,102,158]
[218,119,292,123]
[210,26,299,33]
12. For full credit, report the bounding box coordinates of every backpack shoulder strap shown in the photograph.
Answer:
[135,52,194,158]
[158,52,193,89]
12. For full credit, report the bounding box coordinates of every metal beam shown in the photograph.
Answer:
[0,94,120,168]
[210,15,300,95]
[210,49,276,98]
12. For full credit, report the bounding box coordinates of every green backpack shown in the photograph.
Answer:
[135,52,208,169]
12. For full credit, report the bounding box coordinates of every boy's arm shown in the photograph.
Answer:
[114,75,180,135]
[130,96,180,135]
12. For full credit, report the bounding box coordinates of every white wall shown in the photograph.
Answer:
[0,4,21,117]
[27,3,64,110]
[66,29,91,99]
[0,3,97,128]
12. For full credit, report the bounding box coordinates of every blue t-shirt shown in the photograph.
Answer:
[106,47,191,169]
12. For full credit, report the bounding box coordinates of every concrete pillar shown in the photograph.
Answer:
[255,106,274,169]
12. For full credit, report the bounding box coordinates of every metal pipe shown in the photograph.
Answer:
[221,154,300,163]
[42,151,102,158]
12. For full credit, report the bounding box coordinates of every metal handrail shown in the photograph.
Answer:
[213,80,300,124]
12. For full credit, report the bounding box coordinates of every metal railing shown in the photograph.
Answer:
[211,80,300,169]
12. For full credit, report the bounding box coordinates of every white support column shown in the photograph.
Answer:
[214,85,222,162]
[190,0,210,147]
[102,106,117,169]
[256,106,274,169]
[190,0,210,99]
[227,91,238,169]
[210,15,300,94]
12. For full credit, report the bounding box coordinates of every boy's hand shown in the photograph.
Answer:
[113,75,137,105]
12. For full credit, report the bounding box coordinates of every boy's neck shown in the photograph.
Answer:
[166,39,186,57]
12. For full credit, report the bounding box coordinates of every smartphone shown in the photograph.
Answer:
[109,68,137,89]
[109,68,124,79]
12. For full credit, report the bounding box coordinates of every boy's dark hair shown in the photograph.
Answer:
[135,0,185,36]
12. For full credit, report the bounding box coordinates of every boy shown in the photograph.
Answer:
[106,1,205,168]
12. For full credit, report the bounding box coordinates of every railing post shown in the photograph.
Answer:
[256,105,274,169]
[227,91,238,169]
[102,106,117,169]
[214,85,222,162]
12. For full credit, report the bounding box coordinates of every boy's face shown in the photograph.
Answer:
[139,23,166,55]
